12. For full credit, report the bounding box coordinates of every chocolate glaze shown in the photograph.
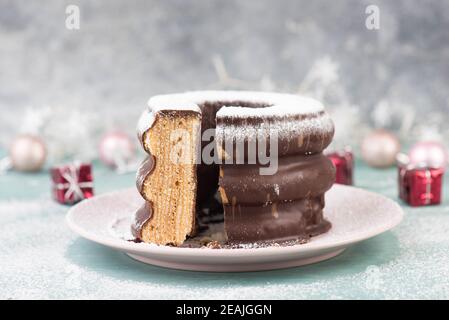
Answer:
[132,156,156,241]
[220,153,335,205]
[136,155,155,199]
[131,201,153,239]
[224,195,331,242]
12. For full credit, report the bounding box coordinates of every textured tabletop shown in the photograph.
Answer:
[1,157,448,300]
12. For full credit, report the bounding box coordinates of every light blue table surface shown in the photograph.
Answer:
[1,155,449,300]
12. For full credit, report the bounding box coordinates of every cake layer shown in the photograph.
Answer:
[224,195,331,242]
[219,153,335,205]
[136,110,201,245]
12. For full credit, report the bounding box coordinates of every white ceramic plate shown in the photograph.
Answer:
[66,185,403,272]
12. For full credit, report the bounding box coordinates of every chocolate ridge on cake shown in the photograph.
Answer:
[133,91,335,246]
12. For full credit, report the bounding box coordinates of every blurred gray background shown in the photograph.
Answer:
[1,0,448,159]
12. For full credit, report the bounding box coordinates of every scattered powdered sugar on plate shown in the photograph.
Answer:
[108,216,135,242]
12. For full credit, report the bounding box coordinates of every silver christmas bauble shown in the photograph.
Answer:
[9,135,47,172]
[99,131,135,168]
[361,129,400,168]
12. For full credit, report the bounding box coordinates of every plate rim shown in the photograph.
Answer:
[66,184,404,257]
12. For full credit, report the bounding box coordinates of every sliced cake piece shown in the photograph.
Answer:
[136,108,201,245]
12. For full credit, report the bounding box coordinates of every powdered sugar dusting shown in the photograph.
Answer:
[156,91,324,116]
[137,94,201,140]
[138,91,328,139]
[216,100,322,118]
[216,111,334,140]
[274,184,280,196]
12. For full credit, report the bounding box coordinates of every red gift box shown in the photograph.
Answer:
[51,162,94,204]
[398,155,444,207]
[326,148,354,185]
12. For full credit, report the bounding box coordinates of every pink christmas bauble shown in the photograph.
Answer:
[409,141,448,168]
[99,131,135,168]
[361,129,400,168]
[9,134,47,172]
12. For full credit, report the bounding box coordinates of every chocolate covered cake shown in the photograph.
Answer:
[132,91,335,246]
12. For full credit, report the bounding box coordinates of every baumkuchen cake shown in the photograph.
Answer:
[132,91,335,246]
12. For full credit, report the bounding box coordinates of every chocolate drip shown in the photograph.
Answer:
[132,156,156,239]
[136,155,155,199]
[131,201,153,239]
